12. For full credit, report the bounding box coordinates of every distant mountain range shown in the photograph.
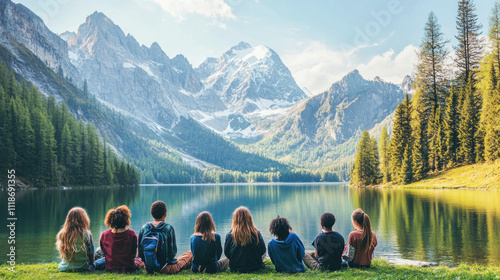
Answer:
[0,0,412,181]
[246,70,405,178]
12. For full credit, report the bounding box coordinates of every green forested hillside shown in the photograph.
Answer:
[351,1,500,187]
[0,38,339,184]
[0,62,140,187]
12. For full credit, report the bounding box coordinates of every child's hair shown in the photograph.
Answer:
[231,206,259,246]
[56,207,91,261]
[352,208,373,251]
[194,211,216,243]
[269,215,291,241]
[104,205,131,229]
[321,212,336,229]
[151,201,167,219]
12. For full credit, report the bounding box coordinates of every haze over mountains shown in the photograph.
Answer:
[0,0,411,181]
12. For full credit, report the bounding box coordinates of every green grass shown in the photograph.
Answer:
[1,259,500,279]
[386,161,500,190]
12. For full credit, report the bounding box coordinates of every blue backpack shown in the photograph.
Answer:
[141,223,166,274]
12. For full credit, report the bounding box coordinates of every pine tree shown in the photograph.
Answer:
[429,107,445,170]
[444,85,460,166]
[485,62,500,161]
[415,12,449,110]
[351,130,375,186]
[455,0,483,82]
[370,136,380,184]
[411,92,430,179]
[83,79,89,97]
[458,74,479,164]
[379,126,391,182]
[490,2,500,70]
[412,110,426,181]
[401,146,413,184]
[390,94,413,183]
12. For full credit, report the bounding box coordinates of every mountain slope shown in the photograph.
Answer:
[247,70,405,179]
[0,0,80,83]
[68,12,225,129]
[0,1,305,183]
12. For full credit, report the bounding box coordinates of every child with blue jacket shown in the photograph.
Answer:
[267,216,305,273]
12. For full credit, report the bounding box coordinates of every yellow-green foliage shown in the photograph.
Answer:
[387,160,500,190]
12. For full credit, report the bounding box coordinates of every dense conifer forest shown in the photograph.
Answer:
[351,1,500,186]
[0,62,140,187]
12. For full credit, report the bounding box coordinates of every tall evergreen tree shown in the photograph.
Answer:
[351,130,376,186]
[458,74,480,164]
[443,85,460,167]
[455,0,483,81]
[490,2,500,70]
[412,109,427,181]
[485,62,500,161]
[83,79,89,97]
[401,146,413,184]
[429,107,446,170]
[415,12,449,110]
[370,136,380,184]
[379,126,391,183]
[390,94,413,184]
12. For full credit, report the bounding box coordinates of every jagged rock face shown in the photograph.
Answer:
[68,12,223,128]
[0,0,80,83]
[272,69,404,144]
[400,75,414,93]
[197,41,307,114]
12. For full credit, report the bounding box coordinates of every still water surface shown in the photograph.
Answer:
[1,183,499,266]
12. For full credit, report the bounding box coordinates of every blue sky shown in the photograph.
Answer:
[15,0,493,93]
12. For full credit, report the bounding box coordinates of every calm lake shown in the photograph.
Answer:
[1,183,499,266]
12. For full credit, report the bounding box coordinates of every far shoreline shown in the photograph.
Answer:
[140,181,349,187]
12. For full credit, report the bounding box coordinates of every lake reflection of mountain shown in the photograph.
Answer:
[1,184,499,266]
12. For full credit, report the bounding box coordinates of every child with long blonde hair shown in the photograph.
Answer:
[56,207,95,272]
[224,206,266,273]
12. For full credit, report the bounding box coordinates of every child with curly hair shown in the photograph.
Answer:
[97,205,138,273]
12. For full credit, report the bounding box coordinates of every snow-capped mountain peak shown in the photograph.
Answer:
[198,42,307,114]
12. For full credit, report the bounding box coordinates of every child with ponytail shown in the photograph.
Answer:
[343,208,378,268]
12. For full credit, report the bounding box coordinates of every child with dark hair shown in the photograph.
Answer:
[137,200,193,274]
[98,205,138,273]
[267,216,305,273]
[303,212,345,271]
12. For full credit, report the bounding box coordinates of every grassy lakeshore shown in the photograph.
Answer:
[382,161,500,190]
[1,259,500,280]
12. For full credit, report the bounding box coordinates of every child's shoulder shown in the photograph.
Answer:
[348,230,363,239]
[126,228,137,236]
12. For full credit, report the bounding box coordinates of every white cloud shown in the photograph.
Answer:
[282,41,356,95]
[357,45,418,83]
[283,41,419,94]
[146,0,235,24]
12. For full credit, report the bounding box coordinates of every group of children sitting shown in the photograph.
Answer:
[56,201,377,274]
